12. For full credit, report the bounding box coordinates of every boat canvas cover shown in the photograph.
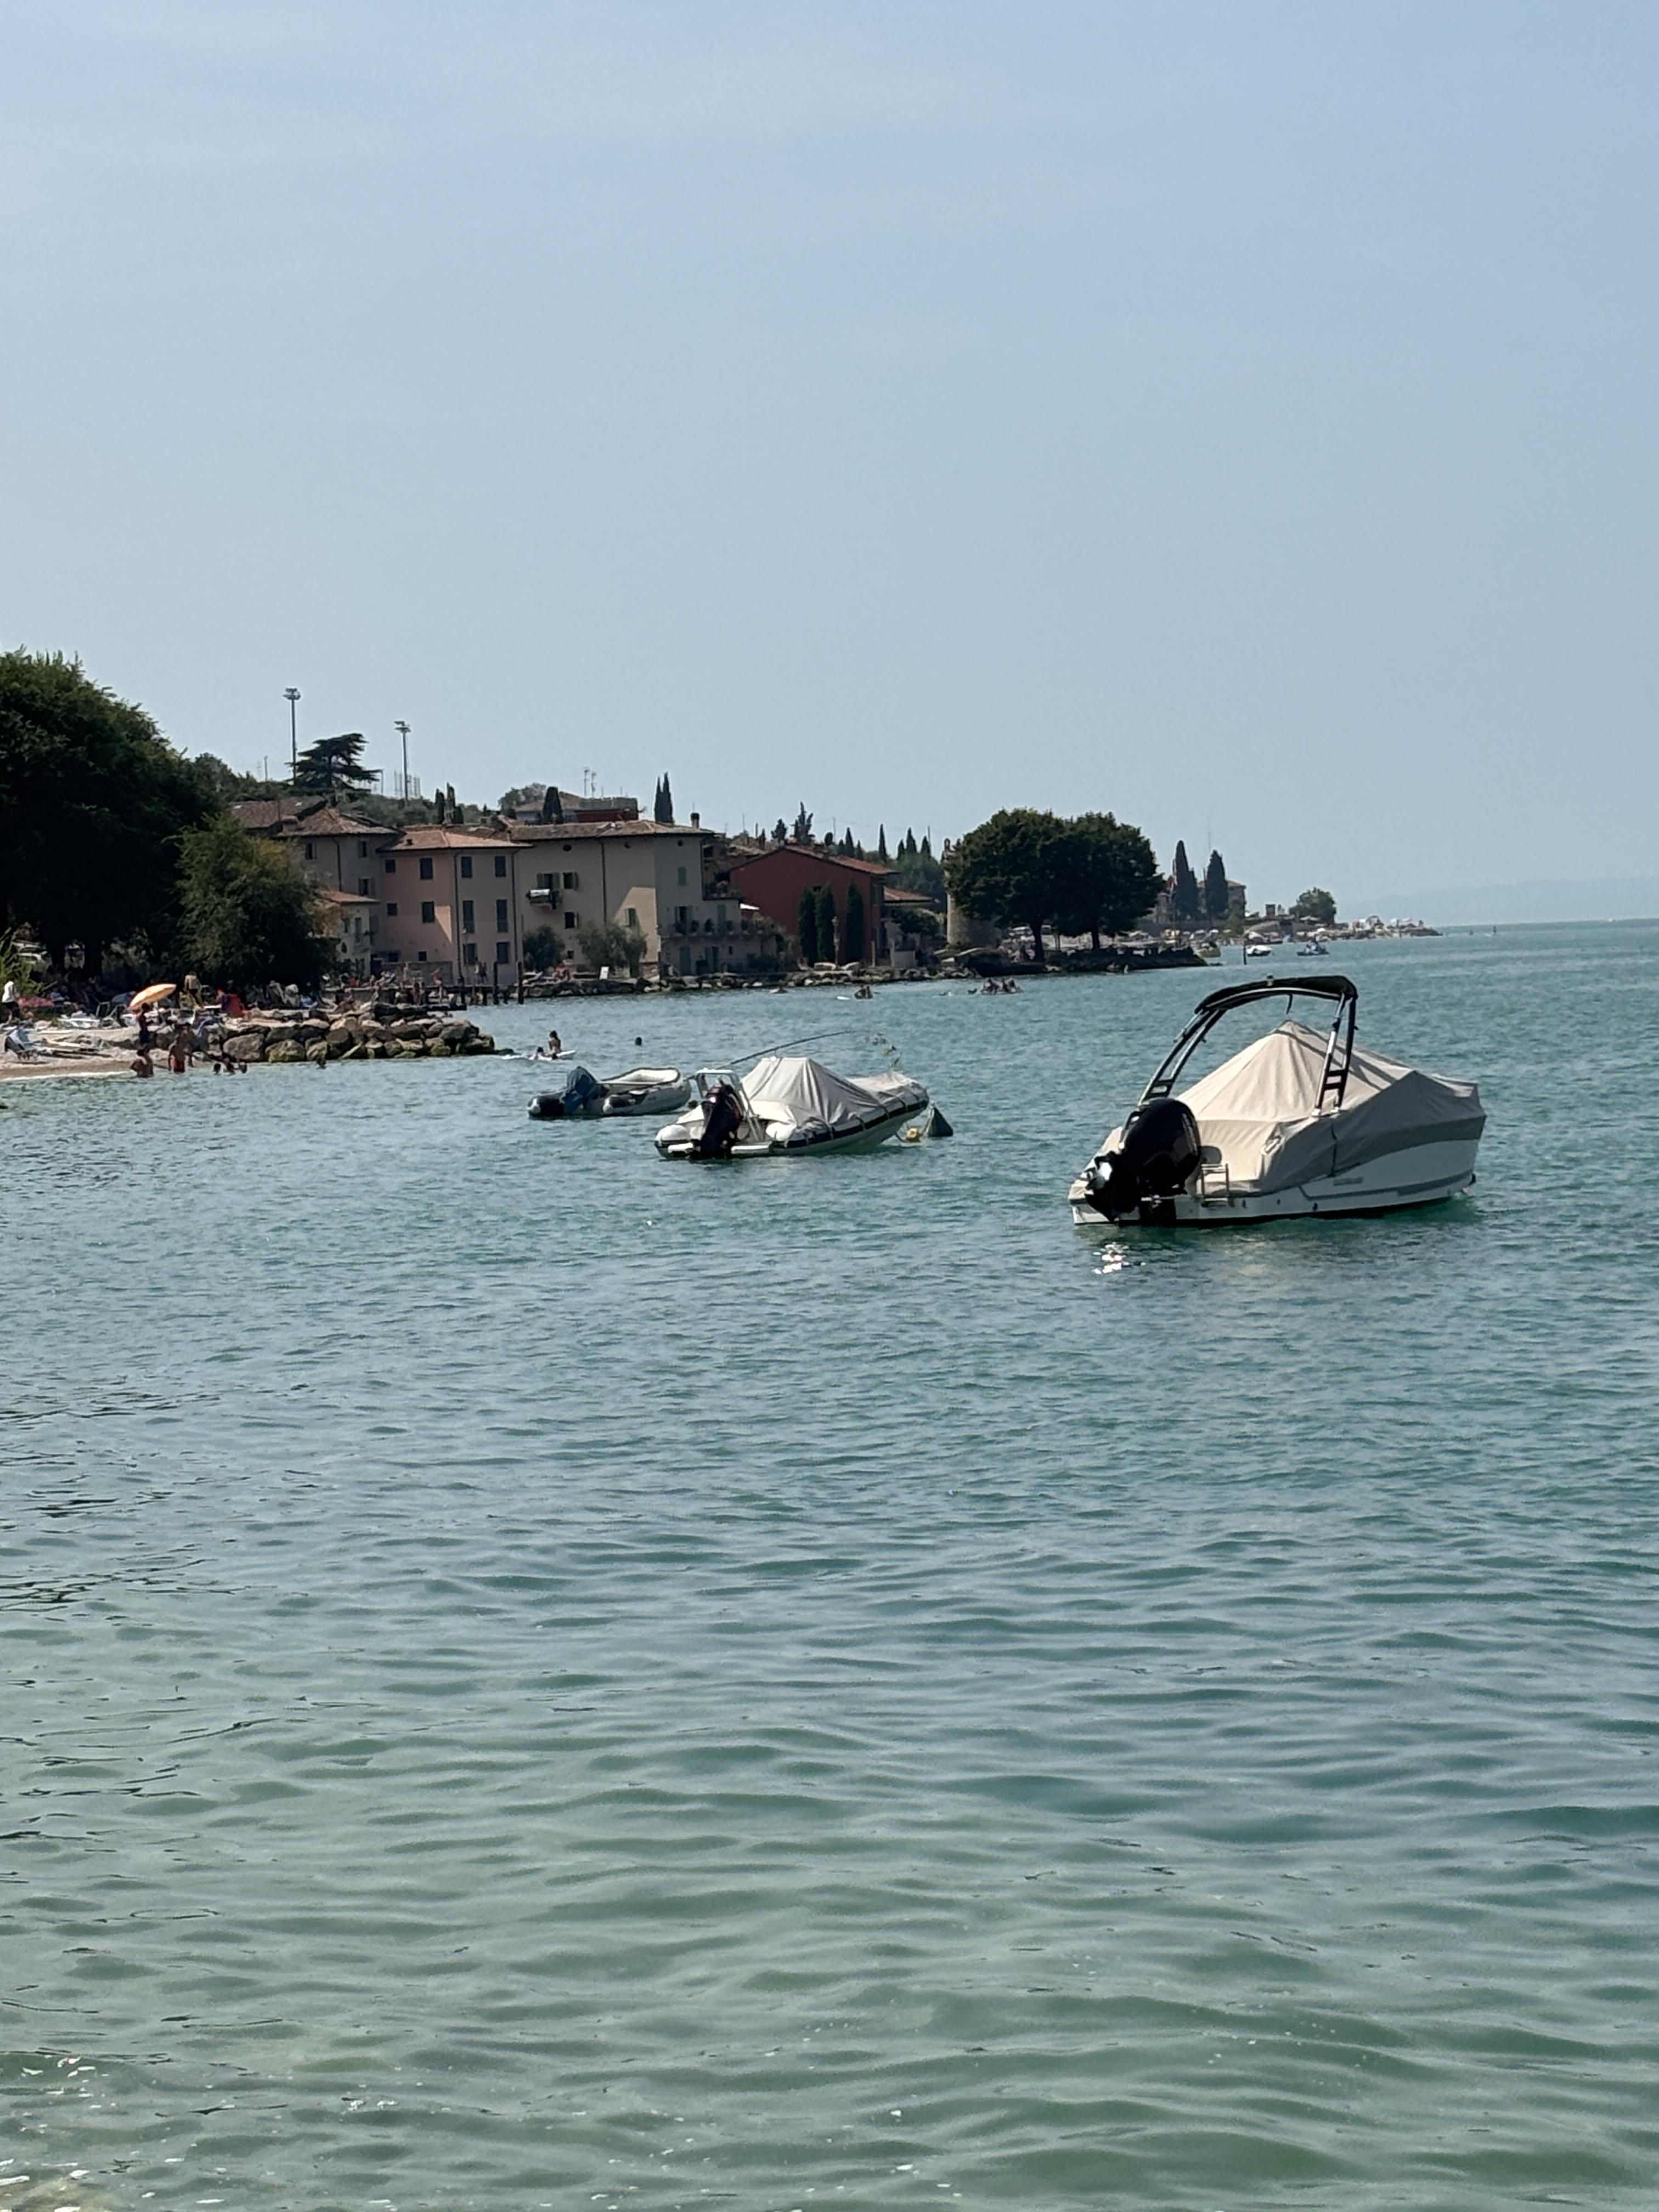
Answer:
[742,1054,926,1137]
[1176,1020,1485,1192]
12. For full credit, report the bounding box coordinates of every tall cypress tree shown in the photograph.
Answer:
[654,775,674,824]
[797,887,819,964]
[814,883,837,961]
[1204,848,1230,924]
[844,882,866,962]
[1170,840,1201,923]
[877,824,888,860]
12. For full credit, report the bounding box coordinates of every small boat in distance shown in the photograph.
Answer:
[1068,974,1484,1225]
[655,1054,928,1160]
[529,1066,691,1120]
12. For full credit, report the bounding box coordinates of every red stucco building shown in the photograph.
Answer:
[726,846,890,963]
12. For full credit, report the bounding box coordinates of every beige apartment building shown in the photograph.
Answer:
[232,802,388,975]
[504,819,787,980]
[372,825,524,979]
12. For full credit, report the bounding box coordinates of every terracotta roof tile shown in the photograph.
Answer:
[382,825,517,851]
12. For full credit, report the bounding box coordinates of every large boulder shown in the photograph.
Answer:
[225,1032,266,1063]
[266,1039,304,1063]
[462,1035,496,1054]
[439,1020,476,1046]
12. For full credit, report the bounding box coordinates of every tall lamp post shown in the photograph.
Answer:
[284,688,301,785]
[394,720,411,802]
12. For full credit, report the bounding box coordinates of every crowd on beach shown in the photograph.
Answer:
[1,968,494,1080]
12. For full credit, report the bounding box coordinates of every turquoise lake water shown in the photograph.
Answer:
[4,923,1658,2211]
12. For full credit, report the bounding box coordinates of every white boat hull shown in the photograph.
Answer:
[1068,1136,1480,1226]
[658,1094,923,1159]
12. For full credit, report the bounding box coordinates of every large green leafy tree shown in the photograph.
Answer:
[945,808,1068,960]
[0,648,218,970]
[293,731,374,798]
[1292,887,1338,925]
[178,815,329,988]
[1052,814,1163,949]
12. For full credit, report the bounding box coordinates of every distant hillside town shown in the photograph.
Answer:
[0,653,1432,1001]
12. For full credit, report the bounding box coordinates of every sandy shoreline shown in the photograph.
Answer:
[0,1054,135,1082]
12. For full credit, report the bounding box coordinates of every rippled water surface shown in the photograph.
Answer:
[4,926,1658,2210]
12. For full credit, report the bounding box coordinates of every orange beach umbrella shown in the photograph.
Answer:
[128,982,177,1009]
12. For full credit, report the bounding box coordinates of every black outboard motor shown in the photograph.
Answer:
[693,1082,745,1159]
[1085,1097,1203,1220]
[528,1066,603,1119]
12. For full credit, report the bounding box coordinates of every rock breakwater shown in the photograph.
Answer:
[222,1009,499,1064]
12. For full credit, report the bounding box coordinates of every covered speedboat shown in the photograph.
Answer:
[528,1066,691,1120]
[654,1054,928,1159]
[1069,975,1484,1225]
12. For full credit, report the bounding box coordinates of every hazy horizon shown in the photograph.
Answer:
[4,3,1653,919]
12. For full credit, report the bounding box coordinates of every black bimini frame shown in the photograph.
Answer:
[1138,974,1359,1116]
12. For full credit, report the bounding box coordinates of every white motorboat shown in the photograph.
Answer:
[654,1053,928,1159]
[528,1065,691,1120]
[1068,974,1484,1226]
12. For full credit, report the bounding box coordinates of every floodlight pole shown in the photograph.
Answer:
[284,688,301,782]
[395,720,411,800]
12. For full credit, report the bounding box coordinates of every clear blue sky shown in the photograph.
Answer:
[4,3,1655,912]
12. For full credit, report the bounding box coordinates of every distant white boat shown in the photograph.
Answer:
[656,1054,928,1160]
[1068,974,1484,1225]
